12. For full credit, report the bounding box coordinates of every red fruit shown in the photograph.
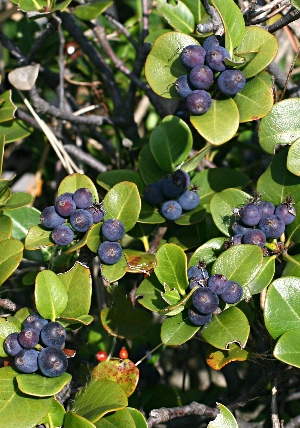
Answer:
[96,350,108,362]
[119,347,128,359]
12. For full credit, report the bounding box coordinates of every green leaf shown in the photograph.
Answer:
[181,0,206,22]
[190,98,239,146]
[246,255,276,294]
[273,329,300,368]
[52,0,72,11]
[123,249,157,274]
[287,138,300,176]
[282,253,300,277]
[86,223,102,253]
[161,310,200,345]
[16,372,72,397]
[39,398,66,427]
[156,0,195,33]
[207,403,238,428]
[181,144,212,173]
[0,318,20,357]
[264,277,300,340]
[58,173,99,202]
[94,407,148,428]
[25,225,53,250]
[0,238,23,286]
[175,204,206,226]
[292,0,300,11]
[206,343,251,370]
[1,192,33,210]
[188,237,227,268]
[72,380,127,423]
[35,270,68,320]
[234,72,274,122]
[150,115,193,172]
[58,262,92,318]
[211,0,245,56]
[138,201,165,224]
[0,119,32,143]
[103,182,141,232]
[0,215,13,242]
[139,143,165,185]
[155,243,188,295]
[210,188,250,236]
[101,254,128,283]
[74,1,113,20]
[0,90,16,122]
[18,0,48,12]
[202,307,250,350]
[3,206,40,241]
[64,411,96,428]
[0,366,52,428]
[235,26,278,78]
[97,170,144,193]
[135,274,167,313]
[59,314,94,327]
[145,31,200,98]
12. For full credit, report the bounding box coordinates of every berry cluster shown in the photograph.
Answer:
[97,218,125,265]
[3,314,68,377]
[175,36,246,115]
[143,170,200,221]
[229,195,296,255]
[40,187,105,246]
[187,262,243,327]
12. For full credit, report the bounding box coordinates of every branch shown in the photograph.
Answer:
[0,298,22,312]
[263,6,300,32]
[63,144,108,172]
[285,416,300,428]
[197,0,223,34]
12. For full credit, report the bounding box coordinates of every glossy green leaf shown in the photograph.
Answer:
[206,343,251,370]
[72,380,127,423]
[0,238,23,286]
[210,188,250,236]
[0,90,16,122]
[155,243,188,295]
[161,310,200,345]
[103,182,141,232]
[101,254,128,283]
[287,137,300,176]
[246,255,276,294]
[234,72,273,122]
[181,0,206,22]
[202,307,250,350]
[208,403,238,428]
[138,143,165,185]
[1,192,33,210]
[3,206,40,241]
[174,204,205,226]
[150,115,192,173]
[58,173,99,202]
[86,222,102,253]
[25,225,53,250]
[181,144,212,173]
[16,372,72,397]
[168,222,203,250]
[235,26,278,78]
[123,249,157,274]
[259,99,300,154]
[52,0,72,11]
[64,411,96,428]
[156,0,195,33]
[97,170,144,193]
[282,253,300,277]
[0,215,13,242]
[212,0,245,55]
[39,398,66,427]
[18,0,47,11]
[74,1,113,20]
[135,274,167,313]
[273,329,300,368]
[0,188,11,206]
[0,119,32,143]
[0,318,20,357]
[94,407,148,428]
[188,237,227,268]
[138,201,165,224]
[145,32,199,98]
[59,314,94,327]
[264,277,300,340]
[35,270,68,321]
[190,98,239,146]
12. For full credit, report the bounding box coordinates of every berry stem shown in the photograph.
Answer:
[135,342,163,367]
[158,284,200,315]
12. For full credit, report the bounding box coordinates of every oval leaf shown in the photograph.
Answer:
[273,329,300,368]
[0,238,23,286]
[16,372,72,397]
[64,411,96,428]
[161,310,200,345]
[206,343,251,370]
[25,225,53,250]
[156,0,195,33]
[94,407,147,428]
[287,137,300,176]
[35,270,68,320]
[207,403,238,428]
[58,173,99,202]
[74,1,113,20]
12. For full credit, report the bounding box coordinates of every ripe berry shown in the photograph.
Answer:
[24,314,48,332]
[51,225,74,246]
[192,287,219,315]
[174,75,194,99]
[187,264,209,281]
[217,69,246,96]
[242,229,266,247]
[230,234,243,245]
[173,170,191,190]
[258,201,275,216]
[258,214,285,239]
[178,189,200,211]
[186,90,212,115]
[188,308,212,326]
[240,203,262,227]
[101,219,125,241]
[161,175,184,198]
[181,45,206,68]
[119,347,128,359]
[70,209,94,232]
[275,203,296,225]
[4,332,23,356]
[73,188,93,209]
[189,65,214,90]
[55,193,76,217]
[221,280,243,304]
[96,350,108,362]
[38,347,68,377]
[18,328,39,349]
[40,206,65,229]
[98,241,123,265]
[189,277,204,290]
[85,204,106,223]
[205,46,230,71]
[207,274,229,295]
[232,221,251,236]
[143,183,164,205]
[40,322,66,348]
[161,200,182,220]
[15,349,39,373]
[202,35,219,51]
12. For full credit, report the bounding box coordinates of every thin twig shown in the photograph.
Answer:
[271,379,281,428]
[197,0,223,34]
[263,6,300,33]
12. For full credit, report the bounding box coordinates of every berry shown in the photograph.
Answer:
[18,328,39,349]
[186,90,212,115]
[70,209,94,232]
[51,225,74,246]
[221,280,243,304]
[258,201,275,216]
[73,188,93,209]
[240,203,262,227]
[275,203,296,225]
[85,204,106,223]
[230,234,243,245]
[242,229,266,247]
[161,175,184,198]
[55,193,76,217]
[258,214,285,239]
[202,35,219,51]
[161,200,182,220]
[173,170,191,190]
[187,264,209,281]
[192,287,219,315]
[181,45,206,68]
[189,277,204,290]
[40,206,65,229]
[143,183,164,205]
[232,221,251,236]
[174,75,194,99]
[178,189,200,211]
[24,314,48,332]
[207,274,229,295]
[119,347,128,359]
[205,46,230,71]
[189,65,214,90]
[102,219,125,241]
[217,69,246,96]
[188,308,212,326]
[98,241,123,265]
[40,322,66,348]
[15,349,39,373]
[4,332,23,356]
[96,350,108,362]
[38,347,68,377]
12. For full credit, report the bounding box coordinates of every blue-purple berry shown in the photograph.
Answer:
[70,209,94,232]
[174,75,194,99]
[258,214,286,239]
[40,206,65,229]
[73,188,93,209]
[221,280,243,304]
[189,65,214,90]
[188,308,212,326]
[178,189,200,211]
[38,347,68,377]
[181,45,206,68]
[51,225,74,246]
[40,322,66,348]
[192,287,219,315]
[4,332,23,356]
[161,200,182,221]
[102,219,125,241]
[55,193,76,217]
[98,241,123,265]
[15,349,39,373]
[217,69,246,96]
[186,90,212,115]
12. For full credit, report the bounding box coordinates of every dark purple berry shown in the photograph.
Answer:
[70,209,94,232]
[15,349,39,373]
[221,280,243,304]
[40,322,66,348]
[174,75,194,99]
[232,220,251,236]
[258,201,275,216]
[202,35,219,51]
[242,229,266,247]
[85,204,106,223]
[188,308,212,326]
[192,287,219,315]
[189,277,207,290]
[217,69,246,96]
[40,206,65,229]
[173,170,191,190]
[187,265,209,281]
[275,203,296,225]
[258,214,286,239]
[189,65,214,90]
[230,234,243,245]
[161,175,184,198]
[55,193,76,217]
[205,46,230,71]
[51,225,74,246]
[143,183,164,205]
[102,219,125,241]
[181,45,206,68]
[178,189,200,211]
[207,274,229,295]
[38,347,68,377]
[73,188,93,209]
[186,90,212,115]
[98,241,123,265]
[24,314,48,332]
[161,200,182,221]
[4,332,23,356]
[240,203,262,227]
[18,328,39,349]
